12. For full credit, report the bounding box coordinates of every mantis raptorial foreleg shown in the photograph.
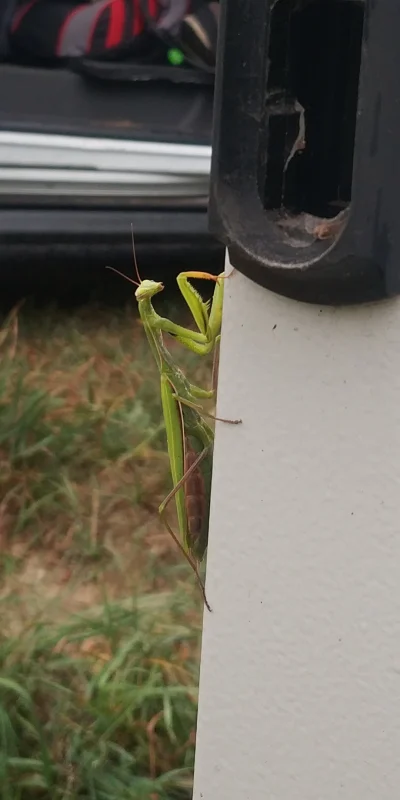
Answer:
[156,271,224,355]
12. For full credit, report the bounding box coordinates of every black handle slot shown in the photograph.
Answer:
[210,0,400,305]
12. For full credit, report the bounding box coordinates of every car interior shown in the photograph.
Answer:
[0,0,219,264]
[0,0,215,145]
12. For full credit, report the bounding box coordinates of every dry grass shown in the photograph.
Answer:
[0,298,212,799]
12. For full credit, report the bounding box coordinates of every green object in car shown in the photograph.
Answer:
[167,47,185,66]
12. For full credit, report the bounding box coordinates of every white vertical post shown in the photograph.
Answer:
[193,255,400,800]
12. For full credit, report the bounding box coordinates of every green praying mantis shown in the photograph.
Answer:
[109,247,241,611]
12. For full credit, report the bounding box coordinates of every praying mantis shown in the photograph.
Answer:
[135,267,241,611]
[112,249,241,612]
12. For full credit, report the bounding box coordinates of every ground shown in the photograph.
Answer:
[0,295,213,799]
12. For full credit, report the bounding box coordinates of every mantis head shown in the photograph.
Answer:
[135,279,164,301]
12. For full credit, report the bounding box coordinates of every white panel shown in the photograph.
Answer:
[194,255,400,800]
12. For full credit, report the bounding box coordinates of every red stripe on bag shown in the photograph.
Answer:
[106,0,125,47]
[133,0,144,36]
[148,0,158,20]
[11,0,41,33]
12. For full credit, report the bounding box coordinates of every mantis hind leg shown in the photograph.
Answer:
[172,392,242,425]
[159,445,213,612]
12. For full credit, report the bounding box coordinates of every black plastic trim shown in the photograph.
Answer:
[210,0,400,305]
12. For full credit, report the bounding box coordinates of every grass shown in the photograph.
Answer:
[0,297,213,799]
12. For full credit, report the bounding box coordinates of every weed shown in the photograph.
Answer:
[0,301,212,799]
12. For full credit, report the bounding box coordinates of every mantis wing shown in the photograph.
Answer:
[160,373,187,548]
[160,373,214,560]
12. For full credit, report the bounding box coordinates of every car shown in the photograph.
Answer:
[0,55,224,274]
